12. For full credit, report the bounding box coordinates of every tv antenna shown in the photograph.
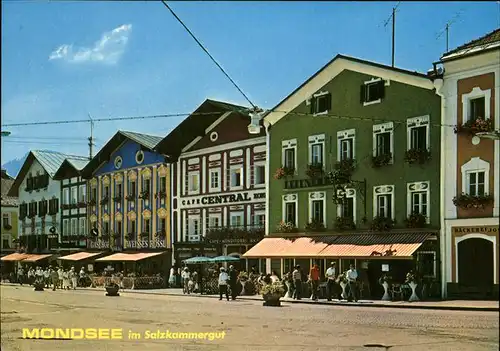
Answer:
[88,113,94,160]
[383,1,401,67]
[436,10,464,52]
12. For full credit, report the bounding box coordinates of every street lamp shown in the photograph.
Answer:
[476,131,500,140]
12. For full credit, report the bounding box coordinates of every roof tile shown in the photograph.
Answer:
[119,131,163,150]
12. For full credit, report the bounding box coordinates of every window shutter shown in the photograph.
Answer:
[360,84,366,103]
[377,80,385,100]
[250,164,255,186]
[226,168,231,189]
[325,93,332,111]
[184,171,188,194]
[310,97,316,114]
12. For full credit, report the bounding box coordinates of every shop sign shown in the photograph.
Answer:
[87,240,110,249]
[284,177,330,190]
[452,226,498,235]
[205,238,261,245]
[181,192,265,207]
[125,239,166,249]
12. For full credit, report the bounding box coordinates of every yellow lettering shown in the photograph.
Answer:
[41,328,54,339]
[71,329,84,339]
[86,329,97,339]
[22,329,39,339]
[99,328,110,339]
[111,329,123,339]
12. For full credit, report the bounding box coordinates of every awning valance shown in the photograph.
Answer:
[22,254,53,262]
[59,252,103,261]
[1,253,30,261]
[95,252,165,262]
[243,232,434,259]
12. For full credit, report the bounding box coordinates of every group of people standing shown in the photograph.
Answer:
[16,265,88,291]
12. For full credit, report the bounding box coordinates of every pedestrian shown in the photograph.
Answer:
[43,267,50,288]
[50,268,59,291]
[27,267,34,285]
[79,267,86,287]
[309,263,320,301]
[270,270,280,283]
[168,266,176,288]
[181,267,191,294]
[218,267,229,301]
[17,266,25,285]
[346,264,358,302]
[325,262,338,301]
[228,265,238,300]
[62,269,70,290]
[57,267,63,289]
[292,265,302,300]
[70,267,78,289]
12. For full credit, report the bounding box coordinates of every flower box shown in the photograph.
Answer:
[100,197,109,205]
[305,219,326,232]
[276,221,298,233]
[454,118,493,135]
[3,224,12,230]
[155,191,167,199]
[405,213,427,228]
[139,191,150,199]
[274,166,295,180]
[332,159,356,182]
[372,153,392,168]
[404,148,431,165]
[305,163,323,178]
[125,194,136,201]
[334,216,356,231]
[139,232,150,239]
[87,199,96,206]
[260,282,285,307]
[371,216,395,231]
[452,193,494,209]
[113,196,122,203]
[77,202,87,208]
[125,233,135,240]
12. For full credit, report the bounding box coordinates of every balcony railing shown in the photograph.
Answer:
[205,224,264,244]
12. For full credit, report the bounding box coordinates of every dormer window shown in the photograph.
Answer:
[310,91,331,115]
[362,79,385,106]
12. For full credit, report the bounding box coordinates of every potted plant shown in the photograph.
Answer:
[111,232,120,239]
[155,191,167,199]
[274,166,294,180]
[405,212,427,228]
[139,191,150,200]
[87,199,96,206]
[452,193,494,209]
[378,274,392,301]
[404,148,432,165]
[305,163,323,178]
[371,153,392,168]
[454,117,493,135]
[405,271,419,302]
[156,231,166,239]
[305,218,326,232]
[101,233,110,240]
[336,273,348,299]
[276,221,297,233]
[334,216,356,231]
[100,196,109,205]
[3,224,12,230]
[77,202,87,208]
[260,281,285,306]
[371,216,395,231]
[113,196,122,203]
[125,193,135,201]
[139,232,150,240]
[125,233,135,241]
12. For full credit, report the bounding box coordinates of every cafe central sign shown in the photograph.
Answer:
[181,191,265,207]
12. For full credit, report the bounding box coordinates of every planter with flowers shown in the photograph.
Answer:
[274,166,295,180]
[305,219,326,232]
[404,148,432,165]
[155,191,167,199]
[3,224,12,230]
[405,213,427,228]
[452,193,494,209]
[125,194,135,201]
[260,281,285,306]
[334,216,356,231]
[454,117,493,135]
[306,163,324,178]
[113,196,122,203]
[87,199,96,206]
[405,271,419,302]
[276,221,298,233]
[371,216,395,231]
[372,153,392,168]
[336,273,348,299]
[101,233,110,241]
[139,191,150,200]
[139,232,150,241]
[100,196,109,205]
[332,159,356,184]
[77,202,87,208]
[378,274,392,301]
[125,232,135,241]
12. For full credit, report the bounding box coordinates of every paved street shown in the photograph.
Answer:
[1,285,498,351]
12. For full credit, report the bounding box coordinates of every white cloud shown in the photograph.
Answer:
[49,24,132,64]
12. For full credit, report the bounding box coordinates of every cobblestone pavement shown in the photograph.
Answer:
[1,285,498,351]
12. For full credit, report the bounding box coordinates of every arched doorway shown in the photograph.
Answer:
[458,238,494,286]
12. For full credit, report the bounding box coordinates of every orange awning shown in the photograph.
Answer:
[1,253,30,261]
[242,237,328,258]
[95,252,165,262]
[59,252,103,261]
[317,243,423,259]
[22,254,53,262]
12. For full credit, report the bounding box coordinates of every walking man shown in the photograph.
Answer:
[325,262,337,301]
[228,265,238,300]
[292,265,302,300]
[50,268,59,291]
[17,266,25,285]
[309,263,320,301]
[218,267,229,301]
[70,267,78,289]
[181,267,191,294]
[346,264,358,302]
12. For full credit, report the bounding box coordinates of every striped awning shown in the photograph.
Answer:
[95,252,165,262]
[22,254,53,262]
[59,252,103,261]
[242,232,434,259]
[1,253,30,261]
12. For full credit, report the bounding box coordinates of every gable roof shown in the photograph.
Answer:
[7,150,88,197]
[53,158,89,180]
[1,178,17,207]
[154,99,248,158]
[441,28,500,61]
[80,130,164,179]
[264,54,434,126]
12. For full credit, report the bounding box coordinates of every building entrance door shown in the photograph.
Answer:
[458,238,494,287]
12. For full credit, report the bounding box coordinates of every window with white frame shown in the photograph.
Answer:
[103,221,109,235]
[283,194,298,226]
[253,164,265,186]
[461,157,490,197]
[373,185,394,219]
[209,169,220,191]
[373,122,394,160]
[143,178,151,193]
[337,129,355,161]
[362,79,385,105]
[309,192,326,224]
[63,219,69,235]
[230,167,243,188]
[308,134,325,166]
[103,185,109,197]
[417,251,436,278]
[253,212,265,227]
[188,217,200,236]
[71,218,77,235]
[2,213,11,227]
[79,185,86,203]
[207,214,221,229]
[188,172,199,193]
[469,97,485,120]
[2,235,11,249]
[407,181,430,222]
[310,91,331,115]
[143,219,151,233]
[116,221,122,235]
[79,218,86,236]
[407,116,430,151]
[63,188,70,205]
[337,188,356,221]
[230,212,244,228]
[462,87,491,123]
[71,187,77,204]
[282,139,297,170]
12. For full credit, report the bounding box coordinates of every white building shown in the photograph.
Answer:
[434,28,500,299]
[8,150,89,253]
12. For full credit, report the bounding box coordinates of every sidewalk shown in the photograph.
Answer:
[3,282,496,312]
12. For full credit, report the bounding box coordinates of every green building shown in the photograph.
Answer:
[244,55,442,299]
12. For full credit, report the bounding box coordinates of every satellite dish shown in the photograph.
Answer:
[91,228,99,236]
[49,226,56,234]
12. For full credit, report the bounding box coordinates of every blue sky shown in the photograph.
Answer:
[1,1,498,164]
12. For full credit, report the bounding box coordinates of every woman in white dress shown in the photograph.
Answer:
[62,270,70,290]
